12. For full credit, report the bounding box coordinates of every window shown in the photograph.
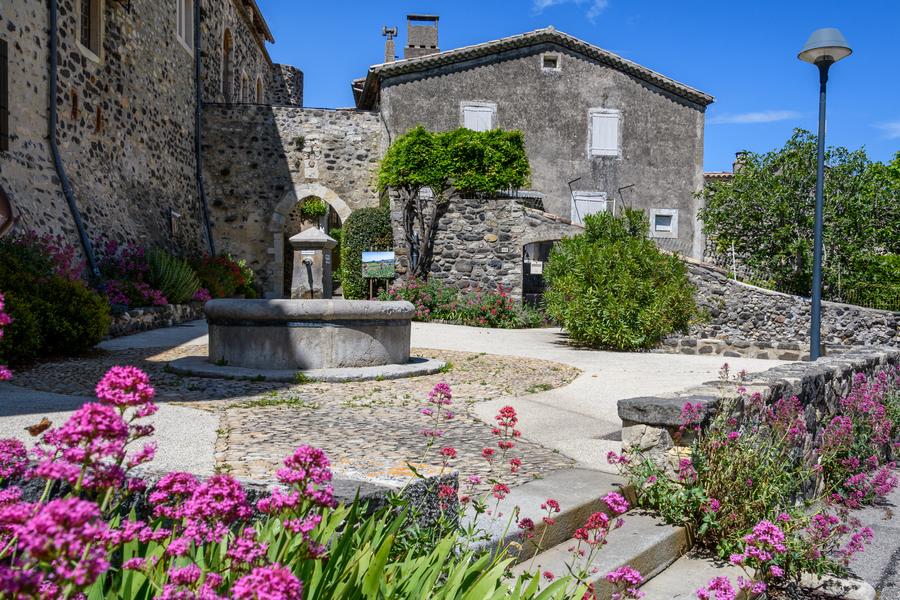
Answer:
[541,53,561,71]
[461,102,496,132]
[256,77,263,103]
[176,0,194,54]
[222,30,233,102]
[649,208,679,239]
[77,0,103,61]
[570,191,608,226]
[589,108,620,157]
[0,40,7,152]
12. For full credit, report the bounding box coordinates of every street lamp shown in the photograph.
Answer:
[798,28,852,361]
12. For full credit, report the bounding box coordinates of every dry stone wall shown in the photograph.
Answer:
[390,194,582,300]
[202,105,383,296]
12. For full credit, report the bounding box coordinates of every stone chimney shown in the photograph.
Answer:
[733,151,749,173]
[404,15,439,59]
[382,26,398,63]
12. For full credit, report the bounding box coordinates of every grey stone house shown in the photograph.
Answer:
[354,18,715,260]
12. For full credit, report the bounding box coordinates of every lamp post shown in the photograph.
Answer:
[798,28,852,361]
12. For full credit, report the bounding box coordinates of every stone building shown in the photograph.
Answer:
[0,0,302,274]
[354,18,715,260]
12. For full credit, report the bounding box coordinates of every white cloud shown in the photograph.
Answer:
[876,121,900,139]
[708,110,801,125]
[532,0,609,23]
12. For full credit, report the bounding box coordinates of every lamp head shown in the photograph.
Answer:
[799,28,852,65]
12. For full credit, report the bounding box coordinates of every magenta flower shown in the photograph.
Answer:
[231,565,303,600]
[606,565,645,599]
[696,576,737,600]
[150,471,200,519]
[276,445,335,508]
[182,475,253,543]
[94,366,155,408]
[0,439,28,480]
[602,492,629,515]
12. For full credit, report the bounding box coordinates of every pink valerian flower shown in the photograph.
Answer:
[428,381,453,406]
[606,565,645,600]
[543,570,555,581]
[677,458,698,483]
[509,457,522,473]
[696,576,737,600]
[11,497,111,589]
[0,439,28,480]
[231,565,303,600]
[492,483,510,500]
[276,445,335,508]
[150,472,200,519]
[517,517,535,539]
[440,447,457,461]
[765,395,806,443]
[482,447,496,463]
[94,365,155,408]
[193,287,213,302]
[256,488,301,514]
[227,527,269,568]
[679,402,704,433]
[701,498,721,514]
[168,564,202,586]
[602,492,629,515]
[181,475,253,544]
[606,451,631,465]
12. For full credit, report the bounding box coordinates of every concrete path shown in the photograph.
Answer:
[410,323,785,470]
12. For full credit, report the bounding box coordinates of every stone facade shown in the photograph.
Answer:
[1,0,301,261]
[359,28,712,259]
[685,258,900,349]
[201,105,384,296]
[390,192,582,300]
[618,345,900,474]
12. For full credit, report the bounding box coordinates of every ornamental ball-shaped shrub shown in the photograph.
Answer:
[38,276,111,357]
[543,209,698,350]
[0,291,44,365]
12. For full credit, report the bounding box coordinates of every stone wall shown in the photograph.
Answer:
[1,0,290,260]
[684,258,900,349]
[618,346,900,467]
[390,193,582,300]
[202,105,384,296]
[108,303,205,338]
[271,64,304,106]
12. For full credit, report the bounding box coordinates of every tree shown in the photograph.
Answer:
[378,127,530,279]
[543,209,698,350]
[699,130,900,300]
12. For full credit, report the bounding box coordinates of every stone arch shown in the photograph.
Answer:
[265,183,353,297]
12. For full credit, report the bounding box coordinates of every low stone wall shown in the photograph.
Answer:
[108,304,205,338]
[683,258,899,349]
[617,346,900,467]
[653,336,849,361]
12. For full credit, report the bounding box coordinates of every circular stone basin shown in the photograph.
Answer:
[205,299,416,370]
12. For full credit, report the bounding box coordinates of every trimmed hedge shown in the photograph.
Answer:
[340,207,393,299]
[544,209,698,350]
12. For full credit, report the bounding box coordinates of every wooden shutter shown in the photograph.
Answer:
[590,110,619,156]
[463,106,493,132]
[0,40,7,152]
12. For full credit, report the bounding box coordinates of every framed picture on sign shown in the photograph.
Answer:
[362,251,395,279]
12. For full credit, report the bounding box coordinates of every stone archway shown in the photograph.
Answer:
[266,183,353,297]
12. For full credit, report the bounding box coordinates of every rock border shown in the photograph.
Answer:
[166,355,447,383]
[108,303,205,338]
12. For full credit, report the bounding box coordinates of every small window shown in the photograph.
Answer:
[256,77,263,103]
[1,40,8,152]
[240,73,249,103]
[77,0,103,61]
[461,102,496,132]
[589,109,620,157]
[176,0,195,54]
[541,53,560,71]
[650,209,679,239]
[222,29,234,102]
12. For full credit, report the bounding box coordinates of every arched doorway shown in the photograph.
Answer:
[281,197,344,297]
[266,184,353,298]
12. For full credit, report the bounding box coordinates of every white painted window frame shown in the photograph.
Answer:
[649,208,679,239]
[460,101,497,132]
[240,70,249,103]
[176,0,195,56]
[570,191,609,226]
[588,108,621,158]
[541,52,561,72]
[76,0,105,64]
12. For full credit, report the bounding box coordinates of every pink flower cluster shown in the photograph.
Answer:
[606,565,645,600]
[193,287,213,302]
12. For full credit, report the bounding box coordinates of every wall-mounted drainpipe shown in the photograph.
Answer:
[194,0,215,255]
[48,0,100,279]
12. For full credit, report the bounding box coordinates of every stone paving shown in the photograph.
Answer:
[11,343,580,490]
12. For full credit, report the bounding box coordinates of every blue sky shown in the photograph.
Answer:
[256,0,900,172]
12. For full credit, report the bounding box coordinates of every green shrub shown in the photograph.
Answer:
[192,255,245,298]
[148,249,200,304]
[838,253,900,310]
[340,206,393,299]
[543,209,697,350]
[0,292,43,365]
[39,277,111,356]
[300,197,329,221]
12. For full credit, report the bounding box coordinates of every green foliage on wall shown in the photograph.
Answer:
[340,206,393,299]
[544,209,698,350]
[300,197,329,221]
[148,249,200,304]
[700,130,900,302]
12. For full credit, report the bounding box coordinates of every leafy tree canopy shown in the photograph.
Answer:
[699,130,900,301]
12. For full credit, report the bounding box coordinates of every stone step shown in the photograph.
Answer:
[639,552,877,600]
[510,511,689,598]
[464,468,627,563]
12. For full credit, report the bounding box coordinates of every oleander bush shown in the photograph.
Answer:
[0,232,110,364]
[380,278,545,328]
[148,249,201,304]
[340,206,393,299]
[543,209,698,350]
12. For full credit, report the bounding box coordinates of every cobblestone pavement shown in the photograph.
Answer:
[12,344,580,490]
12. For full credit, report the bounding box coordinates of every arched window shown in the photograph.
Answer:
[240,72,249,103]
[222,29,233,103]
[256,77,263,104]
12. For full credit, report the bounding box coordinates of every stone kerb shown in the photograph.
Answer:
[617,346,900,468]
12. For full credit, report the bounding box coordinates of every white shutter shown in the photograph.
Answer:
[463,106,494,132]
[177,0,184,41]
[590,110,619,156]
[184,0,194,48]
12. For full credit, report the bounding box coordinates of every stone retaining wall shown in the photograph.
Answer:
[108,303,205,338]
[683,258,899,349]
[618,346,900,467]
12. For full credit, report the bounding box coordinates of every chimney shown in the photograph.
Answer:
[404,14,439,59]
[382,26,398,63]
[733,151,749,173]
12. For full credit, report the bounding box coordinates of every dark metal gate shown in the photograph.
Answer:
[522,241,556,307]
